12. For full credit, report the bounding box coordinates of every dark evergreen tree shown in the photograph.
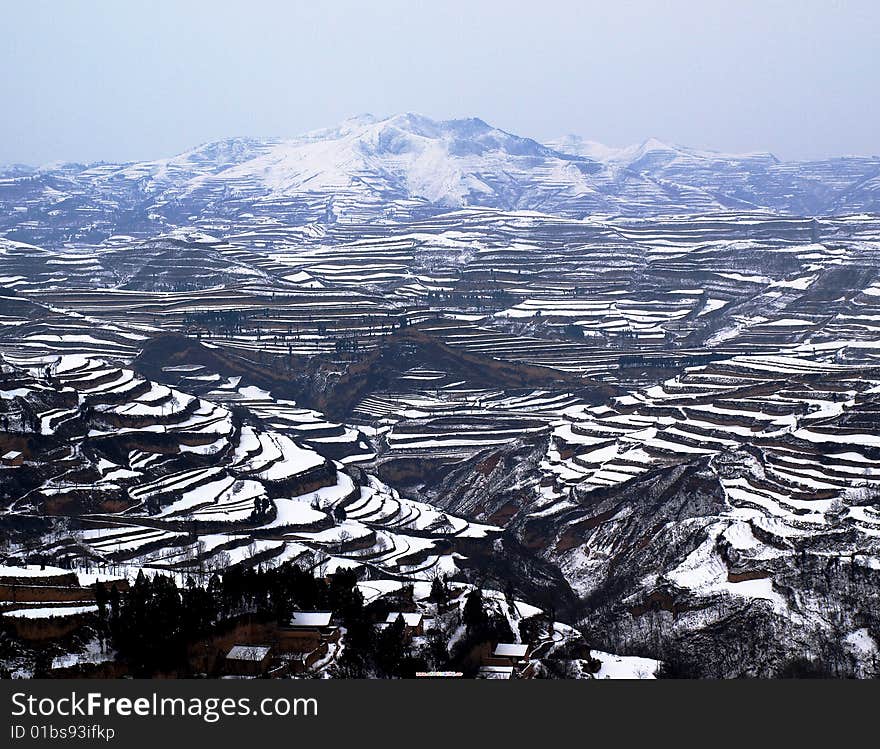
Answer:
[463,589,488,634]
[429,575,449,604]
[376,614,408,677]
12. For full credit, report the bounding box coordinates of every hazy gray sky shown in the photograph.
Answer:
[3,0,877,164]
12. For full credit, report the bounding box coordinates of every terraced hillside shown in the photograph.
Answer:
[423,351,880,676]
[0,355,500,584]
[3,115,880,677]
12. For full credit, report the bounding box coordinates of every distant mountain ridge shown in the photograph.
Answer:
[1,113,878,245]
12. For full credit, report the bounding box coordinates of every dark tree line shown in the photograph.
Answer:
[92,564,418,677]
[91,565,523,678]
[94,572,215,676]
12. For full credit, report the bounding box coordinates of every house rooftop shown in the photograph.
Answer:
[385,612,424,627]
[493,643,529,658]
[226,644,271,661]
[289,611,332,627]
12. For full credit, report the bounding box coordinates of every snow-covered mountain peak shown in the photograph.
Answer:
[550,133,778,167]
[12,113,877,225]
[297,112,563,160]
[189,113,598,208]
[636,136,677,153]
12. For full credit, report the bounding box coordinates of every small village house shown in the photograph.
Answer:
[1,450,23,467]
[278,611,336,654]
[222,644,272,677]
[483,642,530,668]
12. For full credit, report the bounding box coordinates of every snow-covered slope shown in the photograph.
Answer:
[111,137,278,192]
[2,114,879,247]
[211,114,574,202]
[152,113,623,221]
[548,133,880,215]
